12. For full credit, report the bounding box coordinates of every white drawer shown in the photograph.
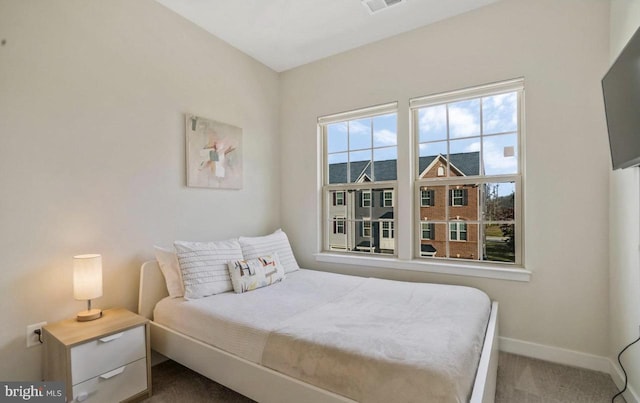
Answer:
[72,357,147,403]
[71,325,146,384]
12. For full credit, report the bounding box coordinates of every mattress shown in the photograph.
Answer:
[154,269,491,403]
[153,269,364,363]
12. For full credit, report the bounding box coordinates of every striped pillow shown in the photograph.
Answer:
[239,229,300,273]
[174,239,243,299]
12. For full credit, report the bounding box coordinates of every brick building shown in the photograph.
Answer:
[327,152,480,257]
[418,152,480,259]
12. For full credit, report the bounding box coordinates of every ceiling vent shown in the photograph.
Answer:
[361,0,405,14]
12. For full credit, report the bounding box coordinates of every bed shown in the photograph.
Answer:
[139,261,498,403]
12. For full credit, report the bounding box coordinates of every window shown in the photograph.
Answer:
[319,79,524,272]
[449,221,467,241]
[450,188,467,206]
[421,222,434,240]
[334,191,345,206]
[362,191,371,207]
[321,103,398,255]
[383,190,393,207]
[412,78,523,265]
[381,221,394,238]
[362,220,372,237]
[420,188,434,207]
[334,218,345,234]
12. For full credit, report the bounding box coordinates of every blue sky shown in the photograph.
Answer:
[418,91,518,175]
[326,91,518,176]
[327,113,397,164]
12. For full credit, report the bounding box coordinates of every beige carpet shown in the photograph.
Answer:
[143,352,621,403]
[496,353,620,403]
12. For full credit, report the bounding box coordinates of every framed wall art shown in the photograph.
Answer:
[186,114,243,189]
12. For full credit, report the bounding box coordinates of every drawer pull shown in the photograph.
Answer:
[98,332,124,343]
[99,365,126,380]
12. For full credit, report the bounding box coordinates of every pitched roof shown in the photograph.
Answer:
[329,159,397,183]
[328,152,479,183]
[417,152,480,176]
[379,211,394,219]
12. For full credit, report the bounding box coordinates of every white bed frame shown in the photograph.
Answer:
[138,260,499,403]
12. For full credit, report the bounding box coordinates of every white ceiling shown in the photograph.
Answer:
[155,0,499,72]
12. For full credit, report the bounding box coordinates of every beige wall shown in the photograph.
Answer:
[280,0,611,357]
[609,0,640,398]
[0,0,280,380]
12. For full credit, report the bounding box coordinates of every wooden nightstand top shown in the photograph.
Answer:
[44,308,148,347]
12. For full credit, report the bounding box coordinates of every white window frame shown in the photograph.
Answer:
[420,190,428,207]
[334,218,345,234]
[316,80,530,282]
[362,191,372,207]
[451,189,464,206]
[420,222,433,240]
[320,102,398,257]
[449,221,467,242]
[420,189,432,207]
[362,219,372,238]
[383,190,394,207]
[381,220,394,239]
[411,78,524,267]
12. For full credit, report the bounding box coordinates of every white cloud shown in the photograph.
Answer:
[373,129,397,146]
[419,142,447,157]
[464,140,517,174]
[449,104,479,138]
[418,105,446,138]
[464,141,481,152]
[483,92,517,133]
[348,120,370,134]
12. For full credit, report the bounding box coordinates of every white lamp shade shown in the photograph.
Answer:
[73,254,103,301]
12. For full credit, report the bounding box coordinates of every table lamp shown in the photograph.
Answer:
[73,254,103,321]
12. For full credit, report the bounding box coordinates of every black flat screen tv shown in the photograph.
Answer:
[602,25,640,170]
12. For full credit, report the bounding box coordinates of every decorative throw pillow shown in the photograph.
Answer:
[174,239,243,299]
[238,229,300,273]
[154,246,183,298]
[227,253,286,293]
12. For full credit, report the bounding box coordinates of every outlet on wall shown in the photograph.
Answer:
[26,321,47,348]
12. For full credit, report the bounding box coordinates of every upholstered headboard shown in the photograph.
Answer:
[138,260,169,319]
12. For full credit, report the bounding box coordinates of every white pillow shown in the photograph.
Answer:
[239,229,300,273]
[153,246,183,298]
[227,253,286,293]
[174,239,243,299]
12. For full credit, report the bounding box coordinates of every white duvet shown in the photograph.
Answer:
[154,269,491,403]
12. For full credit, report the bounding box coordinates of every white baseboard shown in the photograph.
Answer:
[499,336,610,373]
[500,336,640,402]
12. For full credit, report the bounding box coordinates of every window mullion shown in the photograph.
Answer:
[347,121,351,183]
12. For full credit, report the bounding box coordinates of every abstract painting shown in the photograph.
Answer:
[186,114,243,189]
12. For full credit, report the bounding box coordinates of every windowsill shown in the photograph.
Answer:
[314,252,531,282]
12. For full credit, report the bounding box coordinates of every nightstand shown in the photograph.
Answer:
[43,308,151,403]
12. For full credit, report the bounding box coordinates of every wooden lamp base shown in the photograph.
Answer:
[77,308,102,322]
